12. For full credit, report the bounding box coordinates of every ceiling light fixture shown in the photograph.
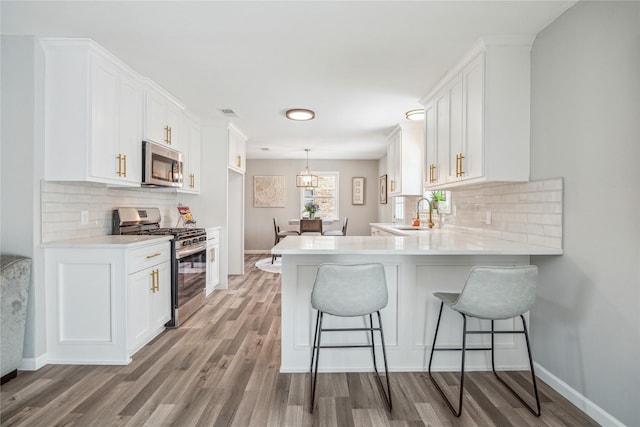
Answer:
[405,109,425,121]
[296,149,318,188]
[286,108,315,121]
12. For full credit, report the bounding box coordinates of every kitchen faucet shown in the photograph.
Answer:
[416,197,435,229]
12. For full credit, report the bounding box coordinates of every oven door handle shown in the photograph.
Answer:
[175,244,207,259]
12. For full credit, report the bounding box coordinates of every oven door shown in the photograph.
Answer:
[174,247,206,326]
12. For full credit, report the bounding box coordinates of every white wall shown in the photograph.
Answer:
[244,159,380,251]
[1,36,47,362]
[529,2,640,425]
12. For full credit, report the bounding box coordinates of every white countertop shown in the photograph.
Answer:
[272,229,563,256]
[43,235,173,249]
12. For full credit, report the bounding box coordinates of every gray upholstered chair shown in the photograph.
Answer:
[1,255,32,384]
[309,263,392,413]
[300,218,322,235]
[272,218,300,264]
[322,217,348,236]
[428,265,541,417]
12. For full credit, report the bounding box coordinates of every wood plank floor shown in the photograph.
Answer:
[1,255,599,426]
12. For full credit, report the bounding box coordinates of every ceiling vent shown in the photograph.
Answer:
[220,108,238,117]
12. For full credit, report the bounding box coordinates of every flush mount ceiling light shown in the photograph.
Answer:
[286,108,315,121]
[296,149,318,188]
[405,109,425,121]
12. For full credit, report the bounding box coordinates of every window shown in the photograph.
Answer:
[393,197,404,221]
[300,172,339,219]
[424,190,451,214]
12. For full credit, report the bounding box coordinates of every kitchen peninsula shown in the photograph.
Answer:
[272,231,562,373]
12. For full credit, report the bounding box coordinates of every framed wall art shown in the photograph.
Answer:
[379,174,387,204]
[254,175,286,207]
[352,177,365,205]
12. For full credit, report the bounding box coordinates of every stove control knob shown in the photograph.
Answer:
[183,240,190,246]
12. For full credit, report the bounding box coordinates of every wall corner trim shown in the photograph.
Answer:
[534,362,625,427]
[20,353,48,371]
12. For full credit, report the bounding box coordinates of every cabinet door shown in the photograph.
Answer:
[424,102,437,187]
[393,129,402,194]
[190,125,202,192]
[434,90,451,184]
[127,268,153,352]
[236,138,246,172]
[166,102,182,149]
[144,88,168,145]
[180,118,202,193]
[447,75,464,182]
[118,74,143,184]
[462,53,485,180]
[150,261,171,329]
[386,128,401,195]
[89,55,119,181]
[206,244,219,295]
[228,126,246,172]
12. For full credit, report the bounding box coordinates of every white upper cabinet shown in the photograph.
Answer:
[422,37,533,189]
[228,124,247,173]
[143,82,184,149]
[386,122,423,197]
[41,39,143,186]
[178,113,202,194]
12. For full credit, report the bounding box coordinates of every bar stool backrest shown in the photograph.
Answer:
[451,266,538,320]
[311,263,388,316]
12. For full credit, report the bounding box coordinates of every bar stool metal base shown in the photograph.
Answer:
[427,302,541,417]
[309,310,392,413]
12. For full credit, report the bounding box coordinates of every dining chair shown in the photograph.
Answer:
[428,265,541,417]
[323,217,348,236]
[300,219,323,235]
[272,218,300,263]
[309,263,392,413]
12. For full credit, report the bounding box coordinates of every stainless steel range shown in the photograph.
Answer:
[113,207,207,327]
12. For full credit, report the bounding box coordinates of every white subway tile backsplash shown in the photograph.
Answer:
[527,213,562,225]
[446,178,563,249]
[41,181,179,243]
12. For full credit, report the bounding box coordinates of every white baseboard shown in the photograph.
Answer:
[534,362,624,427]
[245,250,270,255]
[20,353,48,371]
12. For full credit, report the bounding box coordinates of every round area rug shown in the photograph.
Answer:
[255,257,281,274]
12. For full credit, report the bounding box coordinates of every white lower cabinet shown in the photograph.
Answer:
[206,227,221,295]
[127,255,171,354]
[45,238,172,365]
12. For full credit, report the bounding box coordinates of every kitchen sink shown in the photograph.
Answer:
[394,225,431,231]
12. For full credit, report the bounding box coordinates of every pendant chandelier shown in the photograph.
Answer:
[296,149,318,188]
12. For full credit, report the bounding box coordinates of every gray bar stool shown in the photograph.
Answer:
[428,265,541,417]
[309,263,392,413]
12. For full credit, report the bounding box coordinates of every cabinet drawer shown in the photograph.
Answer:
[206,228,220,245]
[129,243,171,273]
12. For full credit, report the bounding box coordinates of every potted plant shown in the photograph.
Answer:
[304,203,319,219]
[430,191,446,211]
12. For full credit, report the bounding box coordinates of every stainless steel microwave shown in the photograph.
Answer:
[142,141,183,187]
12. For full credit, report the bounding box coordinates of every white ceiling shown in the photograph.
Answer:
[2,1,575,160]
